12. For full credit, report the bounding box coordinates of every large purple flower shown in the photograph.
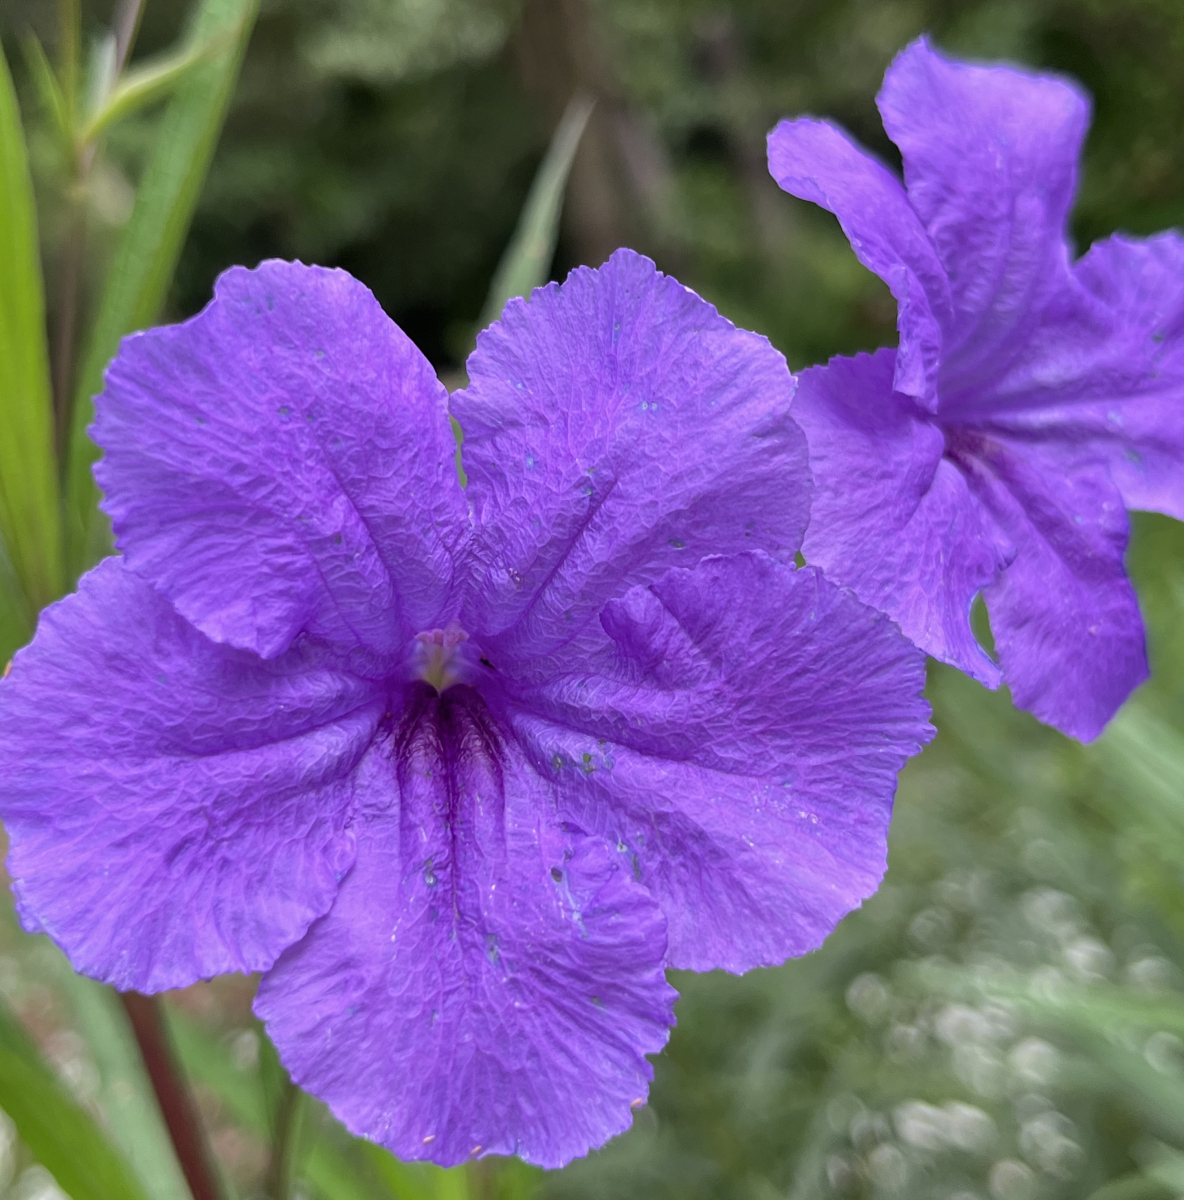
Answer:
[768,38,1184,740]
[0,251,932,1166]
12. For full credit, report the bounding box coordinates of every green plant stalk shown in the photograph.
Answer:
[0,45,63,628]
[121,992,227,1200]
[64,0,259,579]
[265,1077,306,1200]
[477,92,594,332]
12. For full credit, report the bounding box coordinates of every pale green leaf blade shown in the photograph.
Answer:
[49,959,194,1200]
[477,92,594,331]
[0,44,63,626]
[79,30,227,145]
[64,0,259,577]
[0,994,154,1200]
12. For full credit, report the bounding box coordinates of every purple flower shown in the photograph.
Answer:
[768,38,1184,740]
[0,251,932,1166]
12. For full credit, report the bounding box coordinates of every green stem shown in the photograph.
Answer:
[264,1075,304,1200]
[51,187,86,461]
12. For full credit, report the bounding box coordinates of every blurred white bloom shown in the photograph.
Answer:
[1019,1110,1083,1178]
[988,1158,1037,1200]
[885,1022,928,1061]
[1063,936,1114,981]
[895,1100,946,1150]
[0,955,22,1001]
[1126,955,1175,993]
[1009,1038,1059,1087]
[1021,889,1080,941]
[850,1110,890,1150]
[846,973,892,1024]
[909,906,955,949]
[1029,966,1068,1002]
[1013,1093,1054,1122]
[826,1153,857,1192]
[229,1028,261,1071]
[943,1101,996,1151]
[0,1109,16,1191]
[866,1142,909,1191]
[45,1029,100,1105]
[9,1165,69,1200]
[954,1043,1006,1098]
[894,1099,995,1153]
[936,1004,994,1047]
[1145,1032,1184,1074]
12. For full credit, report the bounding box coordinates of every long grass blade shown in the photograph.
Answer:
[0,994,153,1200]
[0,44,63,632]
[477,91,594,331]
[79,29,227,145]
[48,955,194,1200]
[64,0,259,578]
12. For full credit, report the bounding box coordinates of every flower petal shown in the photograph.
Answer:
[795,350,1010,686]
[969,232,1184,520]
[256,691,674,1169]
[767,117,951,407]
[94,260,468,662]
[0,558,380,991]
[950,432,1148,741]
[510,552,933,972]
[454,248,808,673]
[877,38,1089,398]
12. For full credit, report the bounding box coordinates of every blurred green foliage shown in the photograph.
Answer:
[2,0,1184,1198]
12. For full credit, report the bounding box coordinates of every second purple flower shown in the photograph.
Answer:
[769,38,1184,741]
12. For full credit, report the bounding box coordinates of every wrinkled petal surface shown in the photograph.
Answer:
[95,260,467,662]
[508,553,933,972]
[878,38,1089,399]
[257,686,674,1168]
[767,118,950,406]
[949,432,1148,741]
[454,248,808,676]
[973,232,1184,518]
[0,558,379,991]
[795,350,1010,685]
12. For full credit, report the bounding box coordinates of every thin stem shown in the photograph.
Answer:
[112,0,147,75]
[51,195,86,460]
[264,1076,305,1200]
[119,992,227,1200]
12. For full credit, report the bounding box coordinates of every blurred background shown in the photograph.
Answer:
[2,1,1184,1199]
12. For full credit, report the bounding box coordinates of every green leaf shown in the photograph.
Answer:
[21,35,73,157]
[83,31,118,128]
[0,538,30,664]
[48,959,194,1200]
[64,0,260,578]
[0,43,63,630]
[78,30,228,146]
[477,92,594,332]
[0,993,153,1200]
